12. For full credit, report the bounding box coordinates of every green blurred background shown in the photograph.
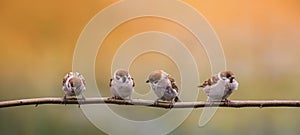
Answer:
[1,0,300,134]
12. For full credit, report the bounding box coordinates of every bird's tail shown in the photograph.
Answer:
[175,96,181,102]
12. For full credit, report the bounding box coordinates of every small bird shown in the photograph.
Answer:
[62,72,86,104]
[199,71,238,102]
[109,69,134,101]
[146,70,180,108]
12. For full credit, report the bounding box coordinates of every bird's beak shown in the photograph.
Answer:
[146,80,149,83]
[230,76,235,83]
[122,77,126,83]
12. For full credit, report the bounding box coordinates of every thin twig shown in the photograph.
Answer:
[0,97,300,109]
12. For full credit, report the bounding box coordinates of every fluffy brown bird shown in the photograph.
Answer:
[109,69,134,101]
[62,72,86,104]
[199,71,238,102]
[146,70,180,108]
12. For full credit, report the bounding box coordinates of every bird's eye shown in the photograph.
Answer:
[116,76,120,80]
[154,81,158,84]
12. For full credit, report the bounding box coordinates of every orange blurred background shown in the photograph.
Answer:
[0,0,300,134]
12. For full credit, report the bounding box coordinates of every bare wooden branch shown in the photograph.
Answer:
[1,97,300,109]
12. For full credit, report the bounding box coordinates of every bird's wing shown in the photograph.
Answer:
[62,73,70,86]
[168,76,179,93]
[132,78,135,87]
[109,78,113,87]
[77,73,86,86]
[199,79,209,88]
[200,74,220,87]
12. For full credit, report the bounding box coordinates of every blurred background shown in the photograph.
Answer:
[1,0,300,134]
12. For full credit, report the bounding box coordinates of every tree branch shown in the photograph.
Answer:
[1,97,300,109]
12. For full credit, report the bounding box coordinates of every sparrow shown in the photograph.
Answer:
[109,69,134,101]
[146,70,180,108]
[199,71,238,102]
[62,72,86,104]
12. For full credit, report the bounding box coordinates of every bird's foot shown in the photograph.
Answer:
[108,96,124,100]
[63,95,67,105]
[207,100,216,106]
[108,96,116,100]
[126,98,133,104]
[81,95,86,101]
[223,98,231,105]
[153,100,159,106]
[169,100,175,109]
[115,97,124,100]
[77,95,86,108]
